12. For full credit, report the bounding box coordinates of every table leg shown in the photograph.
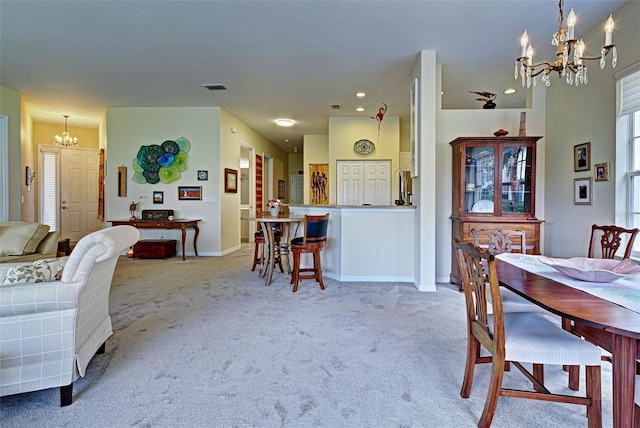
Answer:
[192,224,199,256]
[261,221,276,286]
[181,227,187,260]
[611,334,636,428]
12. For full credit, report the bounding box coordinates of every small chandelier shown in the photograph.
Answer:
[55,115,78,147]
[515,0,617,88]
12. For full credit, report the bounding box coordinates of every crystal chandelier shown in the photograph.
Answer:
[515,0,617,88]
[55,115,78,147]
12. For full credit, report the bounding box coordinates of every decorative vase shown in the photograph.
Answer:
[269,207,279,217]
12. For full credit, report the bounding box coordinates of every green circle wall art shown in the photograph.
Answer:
[133,136,190,184]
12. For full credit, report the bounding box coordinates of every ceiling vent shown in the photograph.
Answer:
[331,104,341,110]
[201,84,227,91]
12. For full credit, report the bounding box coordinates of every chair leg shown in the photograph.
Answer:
[585,365,602,428]
[532,363,545,393]
[60,383,73,406]
[461,330,479,398]
[251,241,260,271]
[313,251,325,290]
[478,356,505,428]
[291,251,300,292]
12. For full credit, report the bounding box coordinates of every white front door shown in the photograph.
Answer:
[60,147,99,242]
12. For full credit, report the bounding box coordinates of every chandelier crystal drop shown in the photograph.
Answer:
[515,0,617,89]
[55,115,78,147]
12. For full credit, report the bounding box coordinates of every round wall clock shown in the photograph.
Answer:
[354,139,375,155]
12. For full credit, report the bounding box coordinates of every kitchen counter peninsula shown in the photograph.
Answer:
[287,205,415,283]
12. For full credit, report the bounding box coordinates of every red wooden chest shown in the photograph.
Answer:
[133,239,177,259]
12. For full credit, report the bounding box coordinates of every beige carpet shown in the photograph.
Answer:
[0,244,613,427]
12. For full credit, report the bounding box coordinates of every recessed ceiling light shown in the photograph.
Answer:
[356,92,366,97]
[504,88,517,95]
[275,118,295,127]
[356,107,365,112]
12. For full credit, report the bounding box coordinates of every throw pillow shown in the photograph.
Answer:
[23,224,51,254]
[0,222,49,255]
[2,256,69,285]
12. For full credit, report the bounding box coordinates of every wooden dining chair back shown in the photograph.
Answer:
[588,224,639,259]
[453,238,602,428]
[251,211,283,273]
[471,228,526,255]
[290,213,329,293]
[470,228,547,314]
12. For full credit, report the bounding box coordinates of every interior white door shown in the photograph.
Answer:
[337,160,391,205]
[289,174,304,204]
[60,148,99,242]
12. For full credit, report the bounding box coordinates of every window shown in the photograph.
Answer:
[623,68,640,256]
[39,148,59,231]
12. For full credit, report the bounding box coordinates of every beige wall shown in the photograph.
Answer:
[302,135,329,204]
[328,116,400,205]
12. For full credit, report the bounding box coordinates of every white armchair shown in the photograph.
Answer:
[0,225,139,406]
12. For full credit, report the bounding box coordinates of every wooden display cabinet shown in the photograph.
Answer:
[450,136,544,286]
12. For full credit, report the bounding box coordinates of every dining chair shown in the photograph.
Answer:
[471,228,548,314]
[566,224,640,389]
[588,224,639,259]
[453,238,602,428]
[290,213,329,293]
[251,212,283,274]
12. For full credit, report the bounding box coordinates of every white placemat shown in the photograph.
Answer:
[496,253,640,315]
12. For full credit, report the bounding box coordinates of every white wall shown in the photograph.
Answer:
[106,107,222,255]
[434,83,546,283]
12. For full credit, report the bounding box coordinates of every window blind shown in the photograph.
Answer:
[40,150,58,231]
[620,68,640,117]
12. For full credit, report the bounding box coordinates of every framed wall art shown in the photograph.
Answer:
[594,162,610,182]
[574,177,592,205]
[278,179,285,200]
[574,142,591,172]
[153,191,164,204]
[224,168,238,193]
[309,163,329,205]
[178,186,202,200]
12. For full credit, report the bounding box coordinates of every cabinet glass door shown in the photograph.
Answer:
[464,146,495,213]
[501,145,532,214]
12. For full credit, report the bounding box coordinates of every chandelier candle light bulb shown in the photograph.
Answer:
[605,15,614,46]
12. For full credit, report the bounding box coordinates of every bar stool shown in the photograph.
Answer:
[290,213,329,292]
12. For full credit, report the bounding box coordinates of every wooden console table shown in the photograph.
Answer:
[110,219,200,260]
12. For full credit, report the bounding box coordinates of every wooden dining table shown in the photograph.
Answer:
[248,215,303,286]
[494,254,640,428]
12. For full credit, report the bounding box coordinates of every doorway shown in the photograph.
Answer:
[39,145,99,242]
[240,142,256,242]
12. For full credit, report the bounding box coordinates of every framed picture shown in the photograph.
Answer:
[153,191,164,204]
[278,179,285,199]
[574,142,591,172]
[594,162,610,182]
[224,168,238,193]
[178,186,202,200]
[410,77,420,178]
[309,163,329,205]
[574,177,592,205]
[197,170,208,181]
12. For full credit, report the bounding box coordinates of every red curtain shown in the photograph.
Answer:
[256,154,263,211]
